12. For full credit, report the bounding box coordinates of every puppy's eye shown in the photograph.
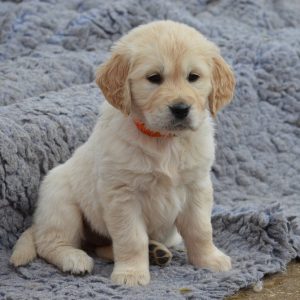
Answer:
[147,73,163,84]
[188,73,200,82]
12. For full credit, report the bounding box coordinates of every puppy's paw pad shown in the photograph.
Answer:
[111,269,150,286]
[149,240,172,267]
[61,249,94,274]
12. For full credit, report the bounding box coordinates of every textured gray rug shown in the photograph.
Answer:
[0,0,299,299]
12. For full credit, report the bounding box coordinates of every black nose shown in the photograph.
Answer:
[169,102,190,120]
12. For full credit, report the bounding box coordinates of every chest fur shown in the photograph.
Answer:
[96,120,214,238]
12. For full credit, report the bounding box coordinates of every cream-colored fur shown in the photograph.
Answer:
[10,20,235,286]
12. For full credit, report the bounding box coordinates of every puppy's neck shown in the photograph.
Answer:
[134,119,174,138]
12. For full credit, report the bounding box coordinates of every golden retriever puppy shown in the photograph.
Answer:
[10,20,235,286]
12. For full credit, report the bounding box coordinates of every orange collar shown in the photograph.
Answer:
[134,120,171,138]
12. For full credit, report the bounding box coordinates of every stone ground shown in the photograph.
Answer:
[227,260,300,300]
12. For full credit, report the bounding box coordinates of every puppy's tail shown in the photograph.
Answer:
[10,226,37,267]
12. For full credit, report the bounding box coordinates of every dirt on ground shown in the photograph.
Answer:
[227,260,300,300]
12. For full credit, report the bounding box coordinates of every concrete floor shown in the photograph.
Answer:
[227,260,300,300]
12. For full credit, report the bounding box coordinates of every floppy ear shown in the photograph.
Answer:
[208,56,235,117]
[96,53,131,115]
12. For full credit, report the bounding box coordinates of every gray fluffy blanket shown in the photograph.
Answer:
[0,0,299,299]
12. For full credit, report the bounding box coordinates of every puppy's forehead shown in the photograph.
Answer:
[120,21,218,73]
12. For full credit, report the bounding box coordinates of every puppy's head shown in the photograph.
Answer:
[96,21,235,134]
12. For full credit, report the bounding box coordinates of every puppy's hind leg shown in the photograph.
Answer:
[34,169,94,274]
[10,226,37,267]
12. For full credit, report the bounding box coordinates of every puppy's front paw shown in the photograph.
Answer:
[61,249,94,274]
[111,267,150,286]
[191,246,232,272]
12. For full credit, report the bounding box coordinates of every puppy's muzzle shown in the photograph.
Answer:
[168,102,191,120]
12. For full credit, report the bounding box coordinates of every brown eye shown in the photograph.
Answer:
[147,73,163,84]
[188,73,200,82]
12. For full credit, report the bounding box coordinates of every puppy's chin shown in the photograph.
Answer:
[143,113,206,135]
[162,120,197,132]
[144,118,199,135]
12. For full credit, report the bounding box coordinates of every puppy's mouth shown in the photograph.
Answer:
[163,119,195,132]
[140,109,198,135]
